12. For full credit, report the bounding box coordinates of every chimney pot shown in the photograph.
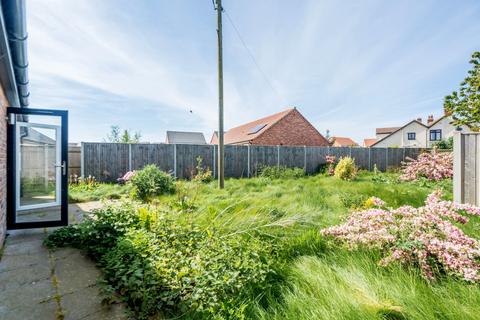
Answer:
[427,115,434,125]
[417,117,422,123]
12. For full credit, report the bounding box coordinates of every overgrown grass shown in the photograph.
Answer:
[53,171,479,319]
[68,183,129,203]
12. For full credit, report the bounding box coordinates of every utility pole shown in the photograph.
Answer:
[216,0,225,188]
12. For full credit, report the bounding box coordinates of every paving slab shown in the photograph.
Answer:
[0,201,129,320]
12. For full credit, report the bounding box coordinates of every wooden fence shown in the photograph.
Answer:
[68,145,81,177]
[454,133,480,206]
[80,142,424,182]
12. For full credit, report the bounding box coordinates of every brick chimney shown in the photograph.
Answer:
[416,117,422,123]
[427,115,434,125]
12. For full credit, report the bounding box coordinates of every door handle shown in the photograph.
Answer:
[54,161,67,175]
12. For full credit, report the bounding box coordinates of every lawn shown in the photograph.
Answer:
[53,170,480,319]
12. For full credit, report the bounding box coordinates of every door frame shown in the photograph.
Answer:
[6,107,68,230]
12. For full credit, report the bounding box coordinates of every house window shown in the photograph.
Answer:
[407,132,416,140]
[430,129,442,141]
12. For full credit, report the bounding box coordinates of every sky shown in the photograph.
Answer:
[27,0,480,143]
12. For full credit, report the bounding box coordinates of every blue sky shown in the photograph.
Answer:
[27,0,480,143]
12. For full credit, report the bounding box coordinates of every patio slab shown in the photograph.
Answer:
[0,201,129,320]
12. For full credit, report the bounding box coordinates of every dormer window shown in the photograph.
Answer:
[430,129,442,141]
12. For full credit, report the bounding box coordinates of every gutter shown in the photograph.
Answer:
[1,0,29,107]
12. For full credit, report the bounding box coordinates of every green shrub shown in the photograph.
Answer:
[258,165,305,179]
[192,156,213,183]
[432,136,454,150]
[334,157,357,181]
[338,192,367,209]
[130,164,175,201]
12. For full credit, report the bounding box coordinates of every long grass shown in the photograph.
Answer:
[68,171,480,319]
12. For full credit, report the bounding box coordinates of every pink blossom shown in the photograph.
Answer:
[321,191,480,282]
[400,151,453,182]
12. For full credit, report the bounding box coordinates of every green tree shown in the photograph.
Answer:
[444,51,480,132]
[105,125,141,143]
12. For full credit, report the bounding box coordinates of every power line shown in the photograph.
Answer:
[223,9,289,106]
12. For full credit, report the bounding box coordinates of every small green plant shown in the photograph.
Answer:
[338,192,368,209]
[69,174,98,191]
[334,157,357,181]
[130,164,175,201]
[169,181,198,213]
[192,156,213,183]
[432,136,454,150]
[258,165,305,179]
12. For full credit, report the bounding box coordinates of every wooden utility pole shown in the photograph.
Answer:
[216,0,225,188]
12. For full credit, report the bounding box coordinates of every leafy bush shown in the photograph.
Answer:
[192,157,213,183]
[45,203,275,319]
[258,165,305,179]
[325,155,337,176]
[322,190,480,282]
[130,164,175,201]
[334,157,357,181]
[433,137,454,150]
[400,151,453,182]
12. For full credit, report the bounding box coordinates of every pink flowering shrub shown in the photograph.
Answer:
[325,155,337,176]
[400,151,453,181]
[321,190,480,282]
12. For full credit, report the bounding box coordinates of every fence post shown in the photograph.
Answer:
[368,147,371,171]
[173,144,177,178]
[277,145,280,167]
[385,148,388,171]
[80,142,84,178]
[247,145,250,177]
[453,133,464,203]
[213,144,216,178]
[304,145,307,173]
[128,144,132,171]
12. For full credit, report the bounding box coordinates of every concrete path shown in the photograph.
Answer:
[0,202,129,320]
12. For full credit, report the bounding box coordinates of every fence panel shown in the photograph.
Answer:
[68,145,81,177]
[249,145,278,175]
[224,145,248,178]
[131,144,174,173]
[279,146,305,169]
[81,143,426,181]
[175,144,214,179]
[82,143,129,181]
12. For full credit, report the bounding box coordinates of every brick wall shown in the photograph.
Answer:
[252,109,329,146]
[0,85,8,248]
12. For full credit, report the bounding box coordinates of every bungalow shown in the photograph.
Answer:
[210,107,329,146]
[329,136,358,147]
[166,131,207,145]
[371,111,467,148]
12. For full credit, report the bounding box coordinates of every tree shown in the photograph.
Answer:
[105,125,141,143]
[444,51,480,132]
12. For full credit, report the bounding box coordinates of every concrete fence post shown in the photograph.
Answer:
[277,145,280,167]
[453,133,465,203]
[213,144,216,178]
[304,145,307,173]
[80,142,84,178]
[247,145,250,177]
[128,144,132,171]
[173,144,177,178]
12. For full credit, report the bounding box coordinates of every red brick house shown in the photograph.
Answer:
[210,108,329,146]
[329,136,358,147]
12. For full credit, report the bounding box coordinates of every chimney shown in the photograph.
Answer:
[416,117,422,123]
[427,115,434,125]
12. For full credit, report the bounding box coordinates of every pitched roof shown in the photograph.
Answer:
[330,136,358,147]
[363,138,377,147]
[371,119,427,147]
[166,131,206,145]
[376,127,401,135]
[217,108,295,145]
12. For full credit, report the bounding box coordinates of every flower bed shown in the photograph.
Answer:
[400,151,453,181]
[322,191,480,282]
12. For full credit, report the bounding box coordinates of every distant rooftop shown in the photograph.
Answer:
[165,131,206,145]
[376,127,401,135]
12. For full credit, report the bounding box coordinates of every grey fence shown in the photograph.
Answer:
[80,142,425,182]
[454,133,480,206]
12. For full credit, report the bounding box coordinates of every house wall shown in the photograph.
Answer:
[427,116,466,147]
[251,109,329,146]
[373,122,427,148]
[0,85,8,248]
